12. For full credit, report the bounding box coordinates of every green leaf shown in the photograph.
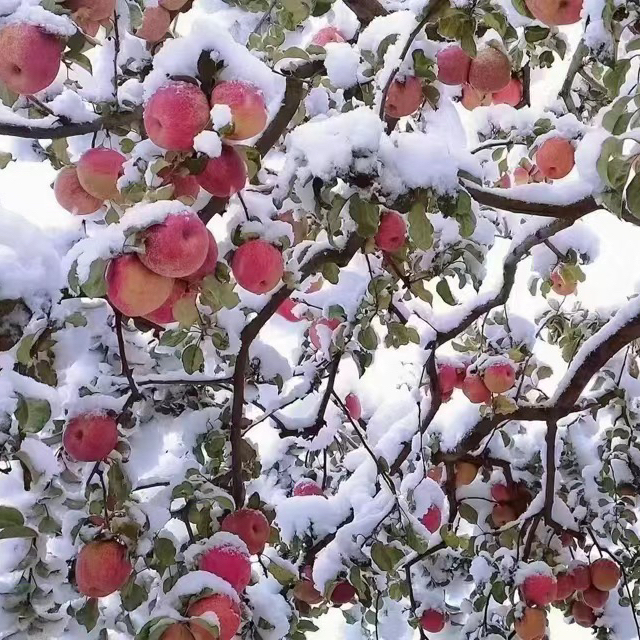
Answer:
[0,525,37,539]
[412,50,435,79]
[0,151,12,169]
[349,195,380,238]
[322,262,340,285]
[358,325,378,350]
[267,560,297,585]
[524,25,549,43]
[121,576,148,611]
[15,395,51,433]
[107,462,132,506]
[537,365,553,380]
[76,597,99,631]
[65,312,87,327]
[458,503,478,524]
[182,344,204,375]
[436,279,456,305]
[200,275,240,313]
[0,506,24,528]
[408,202,434,250]
[603,59,631,97]
[81,258,108,298]
[154,537,176,568]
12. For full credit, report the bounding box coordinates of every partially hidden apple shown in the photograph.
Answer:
[54,166,103,215]
[210,81,268,140]
[75,540,132,597]
[221,508,270,555]
[196,145,247,198]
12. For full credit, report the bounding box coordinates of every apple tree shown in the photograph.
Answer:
[0,0,640,638]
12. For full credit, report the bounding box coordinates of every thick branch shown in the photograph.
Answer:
[341,0,387,25]
[543,418,558,526]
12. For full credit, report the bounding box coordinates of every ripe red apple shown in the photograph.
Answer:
[420,609,446,633]
[550,269,577,295]
[468,47,511,93]
[483,362,516,394]
[491,484,512,503]
[75,540,132,597]
[184,232,219,284]
[514,607,546,640]
[582,586,608,609]
[330,581,356,605]
[497,173,511,188]
[140,213,209,278]
[199,544,251,592]
[107,254,174,317]
[159,168,200,201]
[555,572,575,601]
[572,600,596,627]
[187,594,241,640]
[54,166,103,215]
[196,145,247,197]
[536,137,575,180]
[492,77,523,106]
[384,76,423,118]
[309,317,341,349]
[276,298,302,322]
[455,461,478,487]
[136,6,170,42]
[375,211,406,252]
[77,148,126,200]
[345,393,361,421]
[437,364,459,396]
[570,563,592,591]
[221,509,270,555]
[293,579,323,605]
[231,240,283,294]
[144,82,210,151]
[210,81,268,140]
[492,503,516,527]
[67,0,115,20]
[460,84,492,110]
[293,479,324,496]
[525,0,582,25]
[311,26,346,46]
[436,45,471,85]
[522,574,557,607]
[462,373,491,403]
[590,558,621,591]
[63,411,118,462]
[0,24,62,94]
[420,505,441,533]
[143,280,195,324]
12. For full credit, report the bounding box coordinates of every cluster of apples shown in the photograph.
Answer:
[515,558,620,639]
[437,359,516,405]
[490,482,533,526]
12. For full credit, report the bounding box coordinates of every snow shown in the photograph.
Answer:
[324,43,361,89]
[193,130,222,157]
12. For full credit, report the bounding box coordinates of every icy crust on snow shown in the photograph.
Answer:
[63,201,192,282]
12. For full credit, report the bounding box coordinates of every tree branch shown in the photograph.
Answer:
[112,309,141,400]
[341,0,387,26]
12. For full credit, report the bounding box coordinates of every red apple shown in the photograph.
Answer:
[375,211,406,252]
[572,600,596,627]
[330,581,356,605]
[143,280,196,325]
[293,480,324,496]
[199,544,251,592]
[420,505,441,533]
[437,364,459,396]
[159,0,189,8]
[184,232,219,284]
[210,81,268,140]
[522,574,557,607]
[437,45,471,85]
[63,411,118,462]
[514,607,546,640]
[384,76,423,118]
[582,586,608,609]
[590,558,620,591]
[160,623,193,640]
[309,317,341,349]
[196,145,247,198]
[144,82,210,151]
[420,609,446,633]
[345,393,361,421]
[77,147,126,201]
[514,166,531,185]
[491,484,512,503]
[570,563,592,591]
[276,298,303,322]
[159,168,200,201]
[550,268,577,295]
[107,254,174,317]
[497,173,511,188]
[483,362,516,394]
[462,373,491,403]
[468,47,511,93]
[293,579,323,605]
[136,6,170,42]
[188,594,241,640]
[555,572,575,601]
[231,240,283,294]
[492,77,523,106]
[221,509,270,555]
[0,24,62,94]
[492,503,517,527]
[311,26,346,46]
[460,84,492,110]
[536,138,575,180]
[67,0,115,21]
[75,540,132,597]
[54,166,103,215]
[525,0,582,25]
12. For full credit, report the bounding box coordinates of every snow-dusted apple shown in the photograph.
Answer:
[483,361,516,394]
[311,26,346,46]
[199,544,251,592]
[67,0,115,20]
[550,268,577,295]
[231,240,283,294]
[143,280,196,325]
[136,6,171,42]
[184,232,219,283]
[462,373,491,403]
[384,76,423,118]
[420,505,441,533]
[159,168,200,201]
[187,594,241,640]
[492,77,523,106]
[276,298,303,322]
[375,211,406,252]
[460,84,492,110]
[437,364,459,396]
[63,411,118,462]
[196,145,247,197]
[54,167,103,215]
[525,0,582,25]
[210,81,268,140]
[221,508,270,555]
[293,479,324,496]
[572,600,597,627]
[293,579,323,605]
[555,572,575,601]
[77,148,126,200]
[75,540,132,597]
[570,563,592,591]
[468,47,511,93]
[436,45,471,85]
[536,137,575,180]
[582,586,608,609]
[420,609,446,633]
[590,558,620,591]
[514,607,546,640]
[521,574,557,606]
[329,581,356,605]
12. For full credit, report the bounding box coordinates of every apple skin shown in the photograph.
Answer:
[437,364,459,396]
[590,558,620,591]
[107,254,175,317]
[75,540,132,597]
[293,579,323,605]
[231,240,284,294]
[143,280,196,324]
[330,582,356,605]
[437,45,471,85]
[221,509,270,555]
[293,480,324,496]
[180,233,218,286]
[536,137,575,180]
[77,148,126,201]
[483,362,516,394]
[375,211,407,251]
[276,298,303,322]
[140,213,209,278]
[522,574,557,606]
[0,24,62,95]
[196,145,247,198]
[514,607,546,640]
[309,317,341,350]
[144,82,210,151]
[63,411,118,462]
[420,609,446,633]
[187,594,241,640]
[492,503,516,527]
[420,505,441,533]
[555,572,575,601]
[492,77,523,106]
[572,600,597,627]
[311,26,346,46]
[468,47,511,93]
[462,373,491,403]
[384,76,423,118]
[210,81,268,141]
[136,6,171,43]
[582,586,608,609]
[54,166,103,215]
[199,545,251,593]
[345,393,361,421]
[550,269,577,295]
[491,484,512,503]
[525,0,582,25]
[455,461,478,487]
[159,168,200,201]
[67,0,115,21]
[514,166,531,185]
[570,564,592,591]
[460,84,492,110]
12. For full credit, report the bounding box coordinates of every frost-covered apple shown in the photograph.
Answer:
[420,609,446,633]
[375,211,406,252]
[311,26,346,46]
[462,373,491,403]
[77,147,126,200]
[0,24,62,95]
[140,213,209,278]
[210,81,268,140]
[492,77,523,106]
[590,558,620,591]
[329,581,356,605]
[514,607,546,640]
[63,411,118,462]
[497,173,511,188]
[460,84,492,110]
[231,240,284,294]
[436,45,471,85]
[143,280,196,324]
[536,137,575,180]
[144,82,210,151]
[420,505,441,533]
[221,508,270,555]
[107,254,174,317]
[309,317,341,349]
[384,77,423,118]
[572,600,596,627]
[75,540,132,597]
[550,268,577,295]
[570,563,592,591]
[345,393,361,420]
[136,6,171,43]
[196,145,247,197]
[468,47,511,93]
[555,572,575,601]
[582,585,608,609]
[159,168,200,201]
[293,479,324,496]
[276,298,302,322]
[483,361,516,394]
[522,574,557,606]
[187,593,241,640]
[199,544,251,592]
[525,0,582,25]
[54,167,103,215]
[454,461,478,487]
[437,363,459,396]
